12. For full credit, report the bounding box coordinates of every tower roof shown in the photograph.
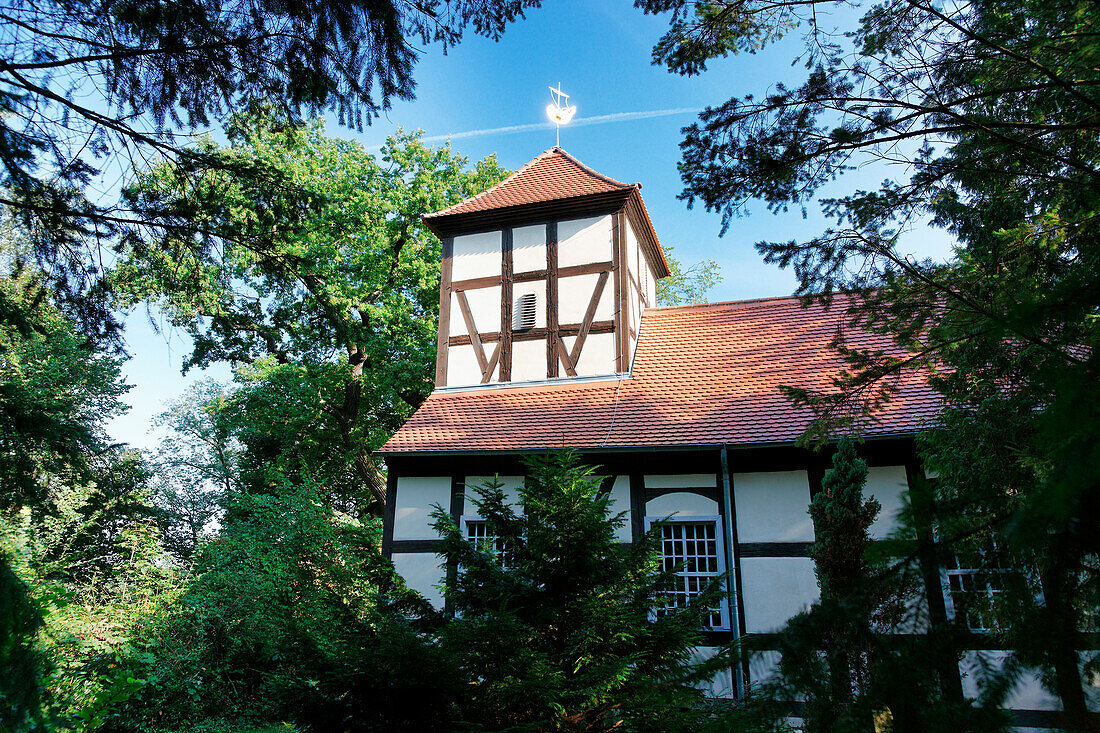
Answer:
[424,147,670,277]
[427,147,634,217]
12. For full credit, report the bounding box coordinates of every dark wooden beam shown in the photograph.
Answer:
[739,542,813,557]
[615,210,631,371]
[569,269,609,367]
[455,290,488,374]
[381,471,398,556]
[423,192,629,239]
[547,220,559,378]
[611,213,623,372]
[500,227,513,382]
[448,320,613,347]
[481,341,501,384]
[556,337,577,377]
[435,237,453,387]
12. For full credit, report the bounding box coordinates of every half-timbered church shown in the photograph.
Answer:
[378,147,1069,723]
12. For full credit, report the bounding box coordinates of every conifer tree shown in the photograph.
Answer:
[431,452,771,733]
[762,439,1007,732]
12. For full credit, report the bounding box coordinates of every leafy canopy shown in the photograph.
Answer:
[0,0,538,343]
[114,116,509,509]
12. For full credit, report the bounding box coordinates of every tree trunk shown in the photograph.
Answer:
[1038,542,1090,732]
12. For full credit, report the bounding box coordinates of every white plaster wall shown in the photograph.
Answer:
[645,491,719,518]
[740,557,819,633]
[511,281,546,329]
[647,474,718,489]
[573,331,616,376]
[446,343,486,387]
[450,286,501,337]
[628,280,641,335]
[392,552,445,608]
[463,475,524,515]
[510,339,545,382]
[747,650,783,687]
[558,216,612,268]
[608,475,632,542]
[558,273,614,325]
[512,224,546,274]
[866,465,910,539]
[645,260,656,307]
[452,230,501,281]
[734,471,815,543]
[691,646,736,699]
[626,221,639,281]
[959,651,1063,711]
[393,476,451,540]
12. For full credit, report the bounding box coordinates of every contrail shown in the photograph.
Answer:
[366,108,700,150]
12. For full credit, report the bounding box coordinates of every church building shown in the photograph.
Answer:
[378,147,1068,723]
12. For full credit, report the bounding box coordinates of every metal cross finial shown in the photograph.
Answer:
[546,83,576,147]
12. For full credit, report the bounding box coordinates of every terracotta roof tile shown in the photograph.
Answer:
[426,147,635,218]
[381,295,941,454]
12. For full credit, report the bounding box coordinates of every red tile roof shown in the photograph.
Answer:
[380,295,941,454]
[426,147,635,218]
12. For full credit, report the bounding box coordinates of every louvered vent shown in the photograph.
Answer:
[513,292,537,331]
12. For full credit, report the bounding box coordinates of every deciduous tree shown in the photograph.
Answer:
[0,0,538,342]
[114,116,509,512]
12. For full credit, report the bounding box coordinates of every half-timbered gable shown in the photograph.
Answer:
[426,147,667,388]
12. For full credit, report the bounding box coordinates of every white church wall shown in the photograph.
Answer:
[449,285,501,337]
[463,475,524,515]
[392,476,451,540]
[959,651,1063,712]
[734,470,815,543]
[512,223,546,273]
[558,215,612,268]
[645,491,719,518]
[391,552,445,608]
[646,474,718,489]
[510,339,545,382]
[607,475,632,542]
[446,343,488,387]
[865,465,910,539]
[561,332,616,377]
[558,272,614,325]
[690,646,736,698]
[451,230,501,281]
[740,557,819,633]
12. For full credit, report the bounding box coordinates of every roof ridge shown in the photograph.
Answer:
[549,146,634,190]
[645,293,809,313]
[424,147,634,219]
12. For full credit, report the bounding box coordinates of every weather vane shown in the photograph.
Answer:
[546,83,576,147]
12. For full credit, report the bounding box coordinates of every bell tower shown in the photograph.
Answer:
[424,147,669,389]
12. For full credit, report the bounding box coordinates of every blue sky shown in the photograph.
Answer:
[106,0,953,450]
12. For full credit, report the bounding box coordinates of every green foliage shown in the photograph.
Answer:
[0,226,129,512]
[655,244,723,306]
[642,0,1100,725]
[431,452,758,733]
[117,473,448,733]
[761,439,1005,732]
[114,115,509,511]
[809,438,878,603]
[1,0,537,343]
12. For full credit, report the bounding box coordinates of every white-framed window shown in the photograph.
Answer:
[941,538,1008,632]
[646,515,730,630]
[461,516,515,570]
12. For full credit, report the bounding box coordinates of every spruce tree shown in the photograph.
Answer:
[431,452,772,733]
[763,438,1007,732]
